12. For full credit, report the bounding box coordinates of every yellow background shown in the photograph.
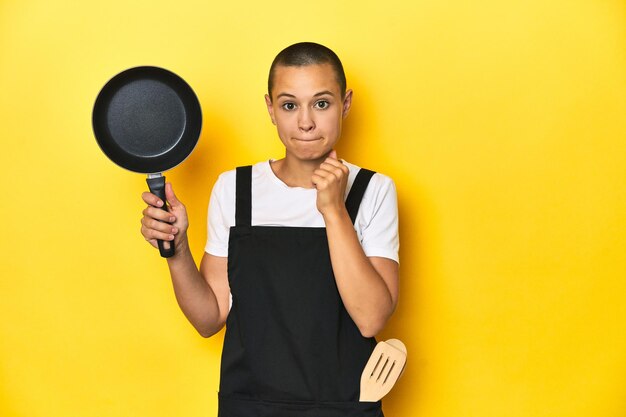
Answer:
[1,0,625,416]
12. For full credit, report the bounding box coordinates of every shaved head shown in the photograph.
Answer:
[268,42,347,100]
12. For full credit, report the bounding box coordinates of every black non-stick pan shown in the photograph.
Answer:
[92,66,202,258]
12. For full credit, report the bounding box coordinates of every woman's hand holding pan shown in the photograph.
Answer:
[140,183,189,254]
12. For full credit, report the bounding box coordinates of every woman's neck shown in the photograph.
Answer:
[270,155,326,188]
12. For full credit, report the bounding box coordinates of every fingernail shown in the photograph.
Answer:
[169,217,176,222]
[172,227,178,233]
[157,200,163,207]
[169,235,175,240]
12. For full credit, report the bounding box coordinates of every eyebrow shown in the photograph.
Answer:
[276,90,336,100]
[313,90,335,97]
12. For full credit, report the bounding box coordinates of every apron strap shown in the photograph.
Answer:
[235,165,252,227]
[345,168,376,224]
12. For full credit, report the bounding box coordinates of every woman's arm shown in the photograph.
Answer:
[141,183,230,337]
[167,249,230,338]
[323,210,399,337]
[312,153,399,337]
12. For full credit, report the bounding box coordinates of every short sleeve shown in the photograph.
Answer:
[357,174,399,263]
[204,173,234,257]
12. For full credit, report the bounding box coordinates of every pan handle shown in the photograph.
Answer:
[146,175,175,258]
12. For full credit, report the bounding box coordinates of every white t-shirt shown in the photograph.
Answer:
[205,160,399,263]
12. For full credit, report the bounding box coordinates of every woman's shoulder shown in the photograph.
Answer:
[342,160,396,193]
[214,160,271,188]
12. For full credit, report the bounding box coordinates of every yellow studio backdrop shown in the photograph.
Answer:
[1,0,625,416]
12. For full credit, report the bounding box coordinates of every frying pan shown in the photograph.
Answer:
[92,66,202,258]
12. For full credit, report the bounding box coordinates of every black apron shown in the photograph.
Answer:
[218,165,383,417]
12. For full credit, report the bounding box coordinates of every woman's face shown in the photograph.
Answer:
[265,63,352,163]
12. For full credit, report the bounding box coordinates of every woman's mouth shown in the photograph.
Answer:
[293,137,322,142]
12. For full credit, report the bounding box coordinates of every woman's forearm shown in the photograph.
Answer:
[324,208,398,338]
[166,239,223,337]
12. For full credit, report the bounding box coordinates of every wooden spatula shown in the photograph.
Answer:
[359,339,407,402]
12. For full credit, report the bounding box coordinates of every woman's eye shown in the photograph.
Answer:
[315,100,329,109]
[282,102,296,111]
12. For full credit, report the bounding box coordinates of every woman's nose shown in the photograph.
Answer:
[298,109,315,132]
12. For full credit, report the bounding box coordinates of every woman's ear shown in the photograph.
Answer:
[342,89,353,119]
[265,94,276,125]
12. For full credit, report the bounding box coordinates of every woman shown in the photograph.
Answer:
[140,42,399,417]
